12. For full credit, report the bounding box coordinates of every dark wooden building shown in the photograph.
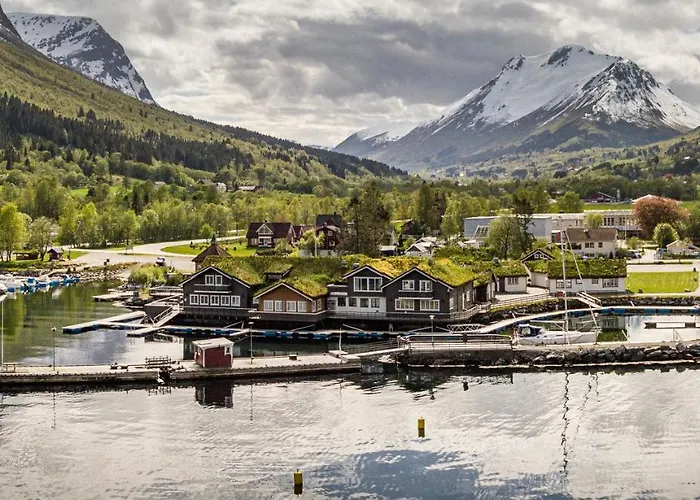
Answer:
[181,266,254,320]
[253,281,327,322]
[192,237,232,271]
[246,222,296,248]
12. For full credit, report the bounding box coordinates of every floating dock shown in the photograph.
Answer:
[93,291,135,302]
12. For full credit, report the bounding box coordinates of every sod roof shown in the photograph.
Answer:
[547,259,627,279]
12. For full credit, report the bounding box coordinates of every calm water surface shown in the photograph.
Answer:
[2,369,700,498]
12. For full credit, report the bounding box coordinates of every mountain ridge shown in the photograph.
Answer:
[336,45,700,171]
[8,12,156,104]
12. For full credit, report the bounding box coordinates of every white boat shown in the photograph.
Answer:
[0,282,6,295]
[36,275,50,287]
[514,231,601,346]
[515,323,599,345]
[0,274,24,292]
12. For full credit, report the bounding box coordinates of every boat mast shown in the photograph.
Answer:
[561,231,569,343]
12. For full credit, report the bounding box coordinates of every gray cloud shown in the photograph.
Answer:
[3,0,700,147]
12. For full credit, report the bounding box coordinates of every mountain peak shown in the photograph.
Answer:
[8,12,156,104]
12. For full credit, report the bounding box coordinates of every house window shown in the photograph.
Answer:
[205,275,215,285]
[232,296,241,307]
[221,296,230,307]
[591,278,599,285]
[420,299,440,311]
[190,294,199,305]
[370,298,380,309]
[274,300,283,312]
[603,278,618,288]
[349,297,357,307]
[215,275,223,286]
[507,277,519,285]
[598,242,603,248]
[298,301,307,313]
[210,295,220,307]
[556,279,564,289]
[576,278,582,284]
[337,297,347,307]
[264,300,273,311]
[224,346,231,356]
[360,298,369,308]
[317,299,323,310]
[354,277,382,291]
[395,299,414,311]
[449,297,455,310]
[312,300,317,313]
[286,301,297,312]
[201,295,209,306]
[585,242,594,249]
[419,280,433,292]
[402,280,415,291]
[566,279,572,289]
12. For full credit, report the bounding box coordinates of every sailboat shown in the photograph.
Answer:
[515,231,601,346]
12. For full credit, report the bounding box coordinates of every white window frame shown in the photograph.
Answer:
[507,277,519,285]
[556,279,564,289]
[210,295,220,307]
[286,301,297,312]
[419,299,440,312]
[354,277,382,292]
[200,295,209,306]
[232,295,241,307]
[603,278,618,288]
[298,301,307,313]
[205,275,215,285]
[591,278,599,285]
[419,280,433,292]
[190,294,199,305]
[370,298,380,309]
[360,298,369,308]
[264,300,274,311]
[224,346,231,356]
[449,297,455,310]
[274,300,283,312]
[402,280,415,291]
[312,300,317,313]
[216,275,223,286]
[395,299,414,311]
[221,296,230,307]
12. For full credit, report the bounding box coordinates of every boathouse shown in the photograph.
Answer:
[193,338,234,368]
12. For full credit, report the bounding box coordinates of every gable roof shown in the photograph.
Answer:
[382,267,455,291]
[180,265,252,288]
[192,242,232,263]
[520,248,554,262]
[254,280,325,300]
[316,214,342,228]
[342,264,391,280]
[566,228,617,243]
[193,338,233,350]
[246,222,293,239]
[404,242,431,254]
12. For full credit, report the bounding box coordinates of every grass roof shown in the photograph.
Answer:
[204,257,265,286]
[547,259,627,279]
[526,260,549,274]
[491,261,529,278]
[343,256,477,287]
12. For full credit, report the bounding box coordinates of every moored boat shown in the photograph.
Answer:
[515,323,599,345]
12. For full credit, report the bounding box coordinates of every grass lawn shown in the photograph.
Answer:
[162,244,256,258]
[628,271,699,294]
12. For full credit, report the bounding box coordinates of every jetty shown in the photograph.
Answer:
[93,291,135,302]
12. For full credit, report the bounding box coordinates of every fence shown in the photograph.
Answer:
[343,339,400,355]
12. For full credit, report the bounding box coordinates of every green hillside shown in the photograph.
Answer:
[0,38,404,188]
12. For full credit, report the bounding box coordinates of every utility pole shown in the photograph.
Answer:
[52,327,57,370]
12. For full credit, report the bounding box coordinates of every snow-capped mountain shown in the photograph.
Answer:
[0,3,19,41]
[336,45,700,171]
[8,13,156,104]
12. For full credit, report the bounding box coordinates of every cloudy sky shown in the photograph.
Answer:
[4,0,700,146]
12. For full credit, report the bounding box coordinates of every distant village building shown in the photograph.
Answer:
[315,214,342,256]
[237,185,261,193]
[246,222,296,248]
[47,248,64,262]
[561,228,618,258]
[666,240,700,256]
[192,236,232,271]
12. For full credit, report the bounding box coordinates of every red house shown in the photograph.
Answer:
[192,338,234,368]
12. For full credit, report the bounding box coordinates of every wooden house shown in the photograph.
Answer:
[193,338,234,368]
[192,237,232,271]
[315,214,342,256]
[328,265,391,318]
[253,280,328,322]
[246,222,296,248]
[181,266,255,320]
[47,248,64,262]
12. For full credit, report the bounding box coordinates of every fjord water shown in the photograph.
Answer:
[2,369,700,499]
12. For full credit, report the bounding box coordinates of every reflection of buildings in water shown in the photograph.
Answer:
[570,315,625,331]
[397,370,514,394]
[195,381,234,408]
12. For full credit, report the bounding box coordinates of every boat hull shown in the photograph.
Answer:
[517,331,598,346]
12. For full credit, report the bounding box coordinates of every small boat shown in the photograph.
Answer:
[36,275,50,287]
[0,282,6,295]
[515,324,599,345]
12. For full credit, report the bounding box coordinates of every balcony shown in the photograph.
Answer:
[193,284,232,292]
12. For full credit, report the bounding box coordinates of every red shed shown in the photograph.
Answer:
[192,338,234,368]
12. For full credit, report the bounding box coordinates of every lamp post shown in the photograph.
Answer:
[430,314,435,347]
[51,327,57,370]
[249,321,254,365]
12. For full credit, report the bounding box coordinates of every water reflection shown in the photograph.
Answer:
[194,380,234,408]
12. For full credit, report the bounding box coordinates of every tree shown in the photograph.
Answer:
[485,216,523,259]
[415,182,440,234]
[76,202,100,247]
[633,196,688,237]
[653,223,678,249]
[626,236,641,250]
[557,192,583,213]
[299,229,325,256]
[513,188,535,254]
[585,213,603,228]
[28,217,58,260]
[532,185,550,213]
[344,181,390,256]
[0,203,27,261]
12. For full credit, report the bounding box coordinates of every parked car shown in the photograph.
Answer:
[155,257,166,267]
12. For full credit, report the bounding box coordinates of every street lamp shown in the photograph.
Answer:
[51,327,57,370]
[430,314,435,346]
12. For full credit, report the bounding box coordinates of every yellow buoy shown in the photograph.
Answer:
[293,470,303,495]
[418,417,425,438]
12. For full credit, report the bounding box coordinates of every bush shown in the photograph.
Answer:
[129,264,168,286]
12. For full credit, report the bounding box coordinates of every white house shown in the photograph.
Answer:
[666,240,700,256]
[546,260,627,294]
[404,237,440,258]
[564,228,618,257]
